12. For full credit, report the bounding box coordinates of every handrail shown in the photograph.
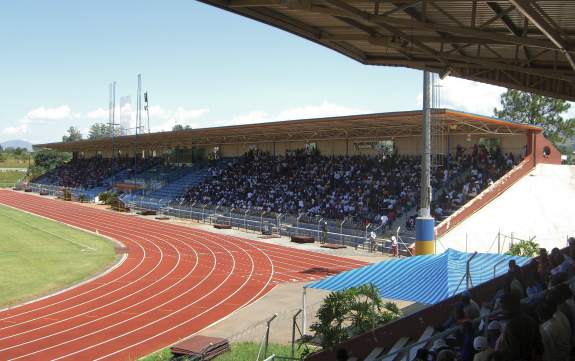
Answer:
[452,251,478,296]
[493,258,507,278]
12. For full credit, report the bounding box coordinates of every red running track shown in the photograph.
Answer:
[0,190,367,360]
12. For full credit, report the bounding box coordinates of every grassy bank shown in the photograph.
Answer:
[0,171,25,188]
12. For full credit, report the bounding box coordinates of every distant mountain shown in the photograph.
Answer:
[1,140,34,151]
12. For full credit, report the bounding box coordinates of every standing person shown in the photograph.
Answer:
[391,236,399,257]
[370,231,377,252]
[321,220,328,244]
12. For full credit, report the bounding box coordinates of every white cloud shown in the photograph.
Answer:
[221,101,369,127]
[86,108,108,120]
[417,77,505,116]
[25,105,73,123]
[225,111,269,126]
[566,103,575,119]
[3,123,28,136]
[275,101,367,121]
[149,106,210,132]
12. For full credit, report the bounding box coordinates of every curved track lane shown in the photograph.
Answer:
[0,190,367,360]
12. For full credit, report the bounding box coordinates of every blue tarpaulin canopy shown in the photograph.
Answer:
[306,249,531,304]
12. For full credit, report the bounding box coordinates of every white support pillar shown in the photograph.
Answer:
[302,287,307,334]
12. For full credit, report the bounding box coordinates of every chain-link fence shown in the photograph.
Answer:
[118,198,416,256]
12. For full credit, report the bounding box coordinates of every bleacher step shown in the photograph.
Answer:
[363,347,384,361]
[380,336,409,361]
[401,326,434,361]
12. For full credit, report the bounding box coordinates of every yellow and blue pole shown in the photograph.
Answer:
[416,70,435,255]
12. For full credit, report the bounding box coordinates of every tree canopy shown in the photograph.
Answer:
[88,123,127,140]
[172,124,192,131]
[302,284,401,350]
[494,89,575,145]
[33,149,70,171]
[62,126,83,142]
[506,239,539,257]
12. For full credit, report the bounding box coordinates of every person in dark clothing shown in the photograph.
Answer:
[497,293,543,360]
[336,348,349,361]
[459,321,476,361]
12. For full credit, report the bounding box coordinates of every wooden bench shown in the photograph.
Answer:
[138,210,157,216]
[155,216,170,220]
[213,224,232,229]
[321,243,346,249]
[291,235,315,244]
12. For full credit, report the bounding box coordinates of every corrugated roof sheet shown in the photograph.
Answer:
[306,248,531,304]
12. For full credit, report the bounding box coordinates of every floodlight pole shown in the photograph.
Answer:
[415,71,435,255]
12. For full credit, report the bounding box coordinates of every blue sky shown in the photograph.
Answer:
[0,0,526,144]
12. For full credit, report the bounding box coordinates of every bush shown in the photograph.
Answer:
[507,239,539,257]
[305,284,402,350]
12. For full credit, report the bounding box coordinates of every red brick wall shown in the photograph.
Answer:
[533,132,562,165]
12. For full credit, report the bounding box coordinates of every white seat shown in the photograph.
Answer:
[402,326,435,361]
[381,336,409,361]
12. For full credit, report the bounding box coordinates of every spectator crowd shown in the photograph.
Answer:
[182,144,519,228]
[431,144,520,222]
[400,239,575,361]
[36,157,134,189]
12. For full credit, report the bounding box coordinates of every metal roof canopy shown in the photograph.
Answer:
[37,109,539,152]
[198,0,575,101]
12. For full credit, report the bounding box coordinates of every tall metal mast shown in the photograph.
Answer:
[109,81,117,183]
[415,70,435,255]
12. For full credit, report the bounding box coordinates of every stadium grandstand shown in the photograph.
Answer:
[29,108,560,254]
[4,0,575,360]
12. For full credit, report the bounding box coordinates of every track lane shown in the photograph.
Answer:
[0,190,366,360]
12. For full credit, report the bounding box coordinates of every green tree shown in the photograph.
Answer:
[494,89,575,145]
[62,126,83,142]
[172,124,191,131]
[507,239,539,257]
[88,123,128,139]
[33,150,71,171]
[88,123,112,139]
[305,284,402,349]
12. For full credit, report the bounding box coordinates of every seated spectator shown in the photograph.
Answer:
[496,293,542,360]
[473,336,493,361]
[537,248,551,282]
[413,348,433,361]
[459,321,476,361]
[461,291,480,320]
[486,321,501,349]
[538,291,571,361]
[550,248,574,279]
[436,349,456,361]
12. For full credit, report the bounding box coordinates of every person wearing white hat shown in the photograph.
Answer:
[473,336,493,361]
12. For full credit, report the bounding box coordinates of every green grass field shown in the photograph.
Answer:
[0,171,25,188]
[0,157,31,168]
[140,342,304,361]
[0,205,117,308]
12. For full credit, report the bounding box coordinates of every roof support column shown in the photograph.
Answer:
[416,70,435,255]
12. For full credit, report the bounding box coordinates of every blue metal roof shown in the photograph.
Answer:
[306,249,531,304]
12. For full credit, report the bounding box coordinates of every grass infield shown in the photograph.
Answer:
[140,342,304,360]
[0,205,117,308]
